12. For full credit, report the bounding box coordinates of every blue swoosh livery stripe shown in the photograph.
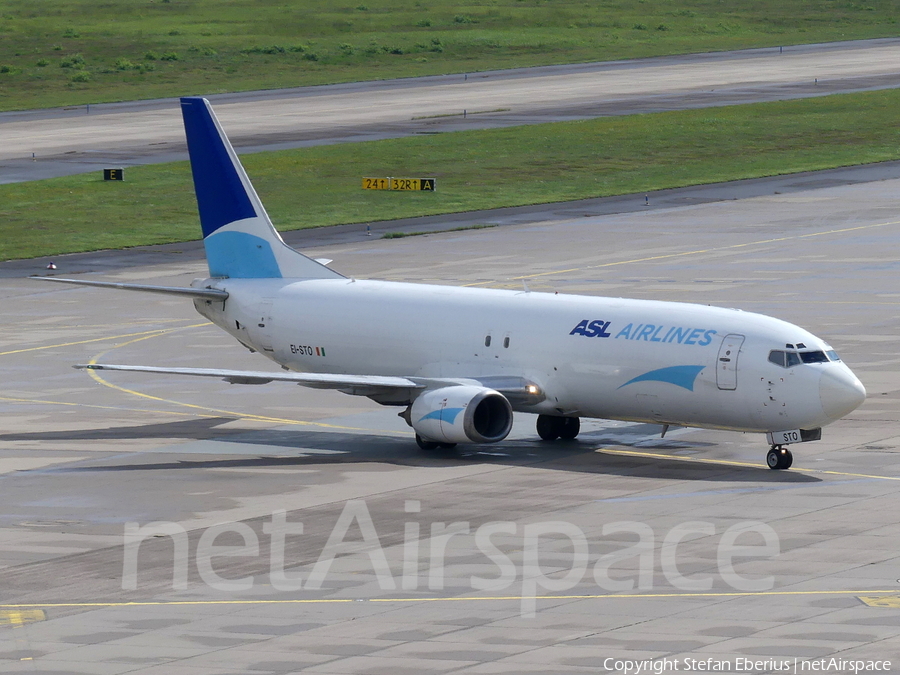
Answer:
[418,407,465,425]
[618,365,706,391]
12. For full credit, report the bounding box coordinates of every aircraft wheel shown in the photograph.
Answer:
[559,417,581,440]
[536,414,561,441]
[781,448,793,469]
[766,446,792,470]
[416,434,440,451]
[438,442,457,449]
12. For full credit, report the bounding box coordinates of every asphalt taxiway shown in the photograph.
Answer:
[2,37,899,183]
[2,171,899,672]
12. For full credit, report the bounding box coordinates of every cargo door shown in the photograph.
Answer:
[254,299,275,353]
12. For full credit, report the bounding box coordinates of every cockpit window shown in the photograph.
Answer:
[769,349,833,368]
[827,350,841,361]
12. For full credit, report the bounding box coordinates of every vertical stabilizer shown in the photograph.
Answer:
[180,97,342,280]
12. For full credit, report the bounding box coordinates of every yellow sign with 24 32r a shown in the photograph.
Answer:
[362,177,436,191]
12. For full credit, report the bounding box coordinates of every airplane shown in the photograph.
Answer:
[37,97,867,471]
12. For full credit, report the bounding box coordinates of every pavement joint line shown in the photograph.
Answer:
[463,218,900,287]
[0,324,205,357]
[26,318,189,331]
[3,589,899,610]
[594,477,877,504]
[598,447,900,481]
[85,324,412,435]
[0,393,223,418]
[0,392,404,434]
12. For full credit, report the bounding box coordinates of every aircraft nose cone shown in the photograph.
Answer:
[819,367,866,421]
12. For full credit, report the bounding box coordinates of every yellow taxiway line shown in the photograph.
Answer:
[598,447,900,482]
[0,327,186,357]
[83,324,410,435]
[2,588,899,610]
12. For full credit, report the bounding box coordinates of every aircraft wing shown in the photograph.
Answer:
[75,364,422,395]
[75,365,544,403]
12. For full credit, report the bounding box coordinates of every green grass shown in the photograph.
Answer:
[4,88,900,261]
[0,0,897,111]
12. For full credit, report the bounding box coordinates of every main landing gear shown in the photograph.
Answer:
[766,445,793,470]
[536,414,580,441]
[415,434,457,451]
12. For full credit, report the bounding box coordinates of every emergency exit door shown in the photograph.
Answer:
[716,334,745,390]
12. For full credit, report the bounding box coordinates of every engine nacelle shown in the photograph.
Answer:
[410,386,513,444]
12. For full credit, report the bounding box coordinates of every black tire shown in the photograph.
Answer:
[416,434,440,451]
[536,414,561,441]
[559,417,580,440]
[767,446,792,470]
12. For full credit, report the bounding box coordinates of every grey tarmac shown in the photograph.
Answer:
[1,170,899,672]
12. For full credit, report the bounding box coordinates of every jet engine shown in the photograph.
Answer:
[410,386,513,444]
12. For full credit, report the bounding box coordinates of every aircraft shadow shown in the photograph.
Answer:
[24,419,821,484]
[0,417,239,441]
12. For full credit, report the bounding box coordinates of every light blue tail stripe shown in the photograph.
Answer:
[205,231,282,279]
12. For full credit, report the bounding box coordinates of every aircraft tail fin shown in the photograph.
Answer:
[180,97,342,280]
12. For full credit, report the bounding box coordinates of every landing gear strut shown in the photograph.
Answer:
[766,445,793,470]
[536,415,580,441]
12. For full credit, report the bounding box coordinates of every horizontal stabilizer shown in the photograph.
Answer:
[76,363,422,391]
[33,277,228,300]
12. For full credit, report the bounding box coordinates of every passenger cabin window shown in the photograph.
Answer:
[485,335,492,347]
[503,337,510,349]
[769,349,832,368]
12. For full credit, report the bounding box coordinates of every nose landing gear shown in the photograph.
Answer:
[766,445,793,470]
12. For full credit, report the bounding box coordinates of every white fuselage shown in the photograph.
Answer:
[194,277,865,434]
